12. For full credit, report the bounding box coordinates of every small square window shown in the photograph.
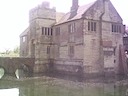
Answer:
[22,36,26,42]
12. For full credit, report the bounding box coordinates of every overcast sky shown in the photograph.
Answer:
[0,0,127,51]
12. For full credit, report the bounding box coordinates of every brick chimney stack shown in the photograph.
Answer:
[69,0,79,19]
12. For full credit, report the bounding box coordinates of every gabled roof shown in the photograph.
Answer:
[55,1,96,25]
[20,27,29,37]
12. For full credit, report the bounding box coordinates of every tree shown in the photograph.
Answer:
[5,49,11,54]
[13,46,19,54]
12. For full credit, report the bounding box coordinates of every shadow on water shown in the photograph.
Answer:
[45,70,128,84]
[45,71,106,83]
[47,72,84,82]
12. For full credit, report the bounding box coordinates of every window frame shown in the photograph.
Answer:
[88,21,97,32]
[68,23,75,33]
[22,36,26,42]
[69,46,74,56]
[42,27,53,36]
[47,46,50,54]
[112,24,121,33]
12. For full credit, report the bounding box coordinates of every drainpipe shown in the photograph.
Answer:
[99,0,105,75]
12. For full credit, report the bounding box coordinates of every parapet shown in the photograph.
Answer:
[29,1,56,22]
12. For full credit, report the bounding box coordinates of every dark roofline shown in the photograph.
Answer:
[54,19,81,26]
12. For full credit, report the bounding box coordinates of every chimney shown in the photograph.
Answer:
[69,0,79,19]
[71,0,79,11]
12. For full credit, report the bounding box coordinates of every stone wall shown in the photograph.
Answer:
[0,57,35,75]
[52,19,84,74]
[19,0,125,76]
[83,19,102,74]
[53,19,84,60]
[82,0,124,75]
[20,28,29,57]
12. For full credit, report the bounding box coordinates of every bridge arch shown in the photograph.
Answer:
[15,63,33,79]
[0,57,35,78]
[0,66,6,79]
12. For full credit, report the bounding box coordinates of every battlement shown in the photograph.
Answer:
[29,1,56,22]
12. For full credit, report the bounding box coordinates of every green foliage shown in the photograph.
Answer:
[0,46,19,57]
[13,46,19,54]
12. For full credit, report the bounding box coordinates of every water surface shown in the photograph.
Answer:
[0,75,128,96]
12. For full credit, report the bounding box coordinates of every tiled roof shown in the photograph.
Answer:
[56,1,96,25]
[56,12,65,23]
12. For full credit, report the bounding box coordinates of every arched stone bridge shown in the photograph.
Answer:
[0,57,35,76]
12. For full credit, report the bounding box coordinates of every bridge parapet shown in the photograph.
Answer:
[0,57,35,75]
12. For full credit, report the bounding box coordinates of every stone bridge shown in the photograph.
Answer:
[0,57,35,76]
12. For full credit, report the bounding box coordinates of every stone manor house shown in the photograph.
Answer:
[20,0,125,76]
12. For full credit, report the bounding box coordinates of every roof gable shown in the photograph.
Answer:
[105,1,122,22]
[83,0,122,22]
[55,1,96,25]
[20,27,29,37]
[56,0,123,24]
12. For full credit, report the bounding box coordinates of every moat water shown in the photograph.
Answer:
[0,70,128,96]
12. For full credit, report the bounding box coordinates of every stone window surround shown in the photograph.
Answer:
[69,45,74,57]
[88,21,96,32]
[42,27,53,36]
[22,36,26,42]
[68,23,75,33]
[112,24,121,33]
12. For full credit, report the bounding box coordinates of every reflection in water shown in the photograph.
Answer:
[0,68,4,79]
[0,88,19,96]
[0,76,128,96]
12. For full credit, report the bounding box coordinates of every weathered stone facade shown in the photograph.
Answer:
[20,0,125,76]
